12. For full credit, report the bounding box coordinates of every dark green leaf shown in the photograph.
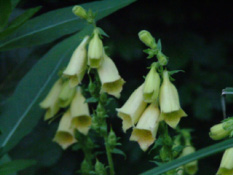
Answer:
[0,26,93,154]
[140,138,233,175]
[111,148,126,159]
[0,0,11,30]
[169,70,185,75]
[223,87,233,93]
[0,159,36,175]
[11,0,20,10]
[0,0,136,51]
[0,6,41,40]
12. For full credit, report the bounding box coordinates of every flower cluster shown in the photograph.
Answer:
[209,117,233,175]
[117,30,187,151]
[40,28,124,149]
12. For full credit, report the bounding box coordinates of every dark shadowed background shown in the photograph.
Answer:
[0,0,233,174]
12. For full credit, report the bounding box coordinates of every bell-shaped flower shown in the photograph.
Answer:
[217,147,233,175]
[40,79,63,120]
[97,54,125,98]
[53,110,77,149]
[130,103,160,151]
[116,84,147,132]
[70,87,92,135]
[63,36,89,87]
[180,146,198,175]
[58,80,76,108]
[209,123,230,140]
[159,70,187,128]
[88,29,104,68]
[143,63,160,103]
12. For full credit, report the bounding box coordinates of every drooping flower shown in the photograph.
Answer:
[180,146,198,175]
[159,70,187,128]
[143,63,160,103]
[53,110,77,149]
[40,79,63,120]
[217,147,233,175]
[130,103,160,151]
[63,36,89,87]
[209,123,230,140]
[70,87,92,135]
[97,54,125,98]
[88,29,104,68]
[116,84,147,132]
[58,80,76,108]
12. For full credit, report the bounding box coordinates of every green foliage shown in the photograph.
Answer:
[0,26,93,155]
[0,6,41,40]
[0,0,136,51]
[141,138,233,175]
[0,159,36,175]
[0,0,11,30]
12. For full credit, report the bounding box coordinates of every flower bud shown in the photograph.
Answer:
[40,79,63,120]
[180,146,198,175]
[130,103,160,151]
[53,110,77,149]
[217,147,233,175]
[143,64,160,103]
[159,70,187,128]
[88,30,104,68]
[209,123,230,140]
[116,84,147,132]
[63,36,89,87]
[97,54,125,98]
[95,160,107,175]
[157,51,168,66]
[138,30,157,48]
[58,80,76,108]
[72,6,87,19]
[70,87,92,135]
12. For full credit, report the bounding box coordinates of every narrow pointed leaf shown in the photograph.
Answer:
[141,138,233,175]
[0,6,41,40]
[0,0,12,30]
[0,25,93,154]
[0,0,136,51]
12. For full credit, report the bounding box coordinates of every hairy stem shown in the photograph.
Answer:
[105,136,115,175]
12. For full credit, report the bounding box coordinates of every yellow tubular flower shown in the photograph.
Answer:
[143,64,160,103]
[40,79,63,120]
[97,54,125,98]
[130,103,160,151]
[88,29,104,68]
[116,84,147,132]
[58,80,76,108]
[180,146,198,175]
[217,147,233,175]
[159,70,187,128]
[53,110,77,149]
[209,123,230,140]
[70,87,91,135]
[63,36,89,87]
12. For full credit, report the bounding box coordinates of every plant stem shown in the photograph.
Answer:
[105,136,115,175]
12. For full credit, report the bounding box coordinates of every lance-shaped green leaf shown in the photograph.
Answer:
[140,138,233,175]
[0,159,36,175]
[0,0,136,51]
[0,25,93,154]
[0,0,12,30]
[0,6,41,40]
